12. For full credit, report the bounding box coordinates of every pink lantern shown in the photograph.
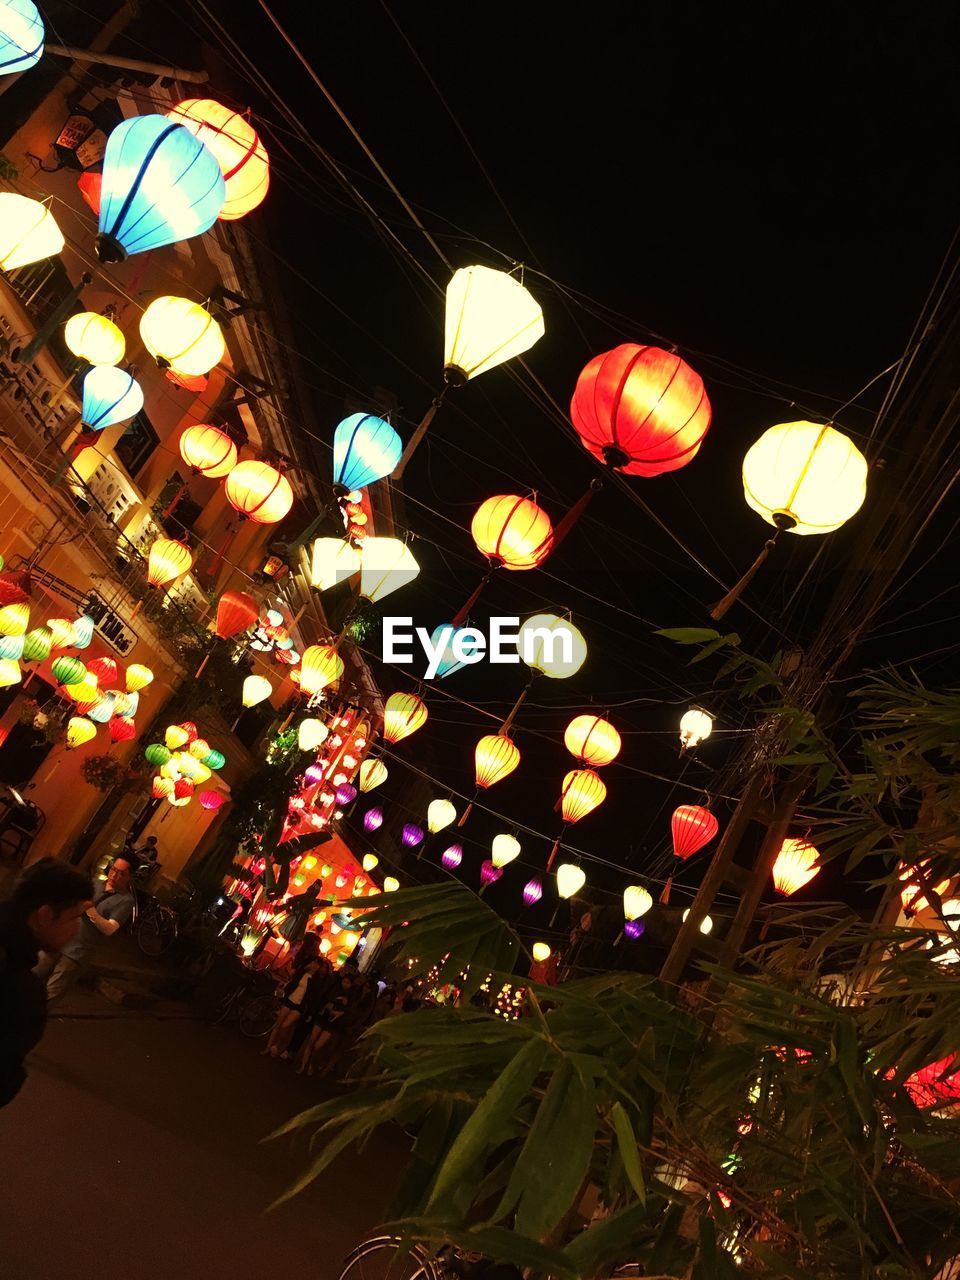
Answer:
[199,790,224,811]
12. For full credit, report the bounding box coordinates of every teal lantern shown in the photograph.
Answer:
[96,115,225,262]
[0,634,23,660]
[88,693,116,725]
[51,655,86,686]
[427,623,477,679]
[332,414,402,493]
[117,690,139,719]
[0,0,44,76]
[72,615,95,649]
[203,748,226,770]
[144,743,171,767]
[81,366,144,431]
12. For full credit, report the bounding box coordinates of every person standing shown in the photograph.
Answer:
[35,856,134,1002]
[0,858,92,1106]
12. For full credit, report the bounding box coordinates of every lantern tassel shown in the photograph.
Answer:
[206,525,238,579]
[499,676,534,735]
[451,568,494,628]
[195,651,211,678]
[394,386,449,480]
[130,600,143,621]
[161,480,188,522]
[660,874,673,905]
[546,835,562,872]
[710,534,780,620]
[551,478,603,552]
[457,795,477,828]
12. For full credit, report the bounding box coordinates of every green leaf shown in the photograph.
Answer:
[609,1102,646,1205]
[426,1035,548,1214]
[514,1064,597,1240]
[690,632,741,664]
[655,627,722,644]
[563,1199,651,1276]
[395,1219,578,1279]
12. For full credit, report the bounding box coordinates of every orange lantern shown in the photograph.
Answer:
[215,589,259,640]
[474,734,520,789]
[167,99,270,221]
[563,715,621,767]
[152,776,174,800]
[899,862,951,915]
[471,495,553,570]
[383,692,428,744]
[772,838,821,896]
[559,768,606,824]
[299,644,344,696]
[224,461,293,524]
[179,424,238,478]
[671,805,719,860]
[147,538,193,588]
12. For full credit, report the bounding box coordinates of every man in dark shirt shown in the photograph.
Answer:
[35,856,134,1001]
[0,858,92,1107]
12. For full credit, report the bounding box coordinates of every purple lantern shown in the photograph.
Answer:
[441,843,463,870]
[624,919,646,940]
[363,806,383,833]
[335,782,358,806]
[402,823,424,848]
[522,877,543,906]
[304,765,325,785]
[480,859,502,887]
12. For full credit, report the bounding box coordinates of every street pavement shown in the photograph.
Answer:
[0,964,410,1279]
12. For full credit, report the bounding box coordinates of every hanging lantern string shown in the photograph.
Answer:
[709,529,784,621]
[497,668,539,736]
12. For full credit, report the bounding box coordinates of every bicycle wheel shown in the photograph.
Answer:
[238,993,277,1038]
[337,1236,441,1280]
[138,909,177,957]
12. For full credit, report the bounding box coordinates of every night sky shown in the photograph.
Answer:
[40,3,960,927]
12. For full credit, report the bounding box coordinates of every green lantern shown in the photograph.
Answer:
[203,748,226,770]
[52,656,87,686]
[144,743,172,767]
[22,627,51,663]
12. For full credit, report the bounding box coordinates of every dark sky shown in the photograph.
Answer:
[82,2,960,922]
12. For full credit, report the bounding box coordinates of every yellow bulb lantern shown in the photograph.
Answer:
[743,421,867,536]
[298,718,329,752]
[310,537,361,592]
[168,99,270,221]
[531,942,551,963]
[556,863,586,899]
[0,658,21,688]
[139,296,225,377]
[444,264,545,384]
[0,602,29,637]
[383,691,428,744]
[242,674,272,708]
[64,311,126,366]
[224,461,294,525]
[563,714,620,766]
[491,833,521,869]
[623,885,653,922]
[358,537,420,603]
[299,644,344,697]
[165,724,190,751]
[147,538,193,588]
[383,876,400,893]
[47,617,76,649]
[126,663,154,693]
[362,853,379,872]
[772,838,821,896]
[559,769,607,825]
[358,758,388,792]
[0,194,64,270]
[427,798,457,834]
[518,613,587,679]
[679,708,713,750]
[683,908,713,935]
[66,716,96,750]
[474,734,521,789]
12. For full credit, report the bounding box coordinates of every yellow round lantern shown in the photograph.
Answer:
[474,734,521,789]
[623,885,653,921]
[299,644,343,697]
[165,724,190,751]
[362,853,379,872]
[427,799,457,834]
[680,708,713,750]
[518,613,586,678]
[167,99,270,221]
[444,264,545,384]
[471,495,553,571]
[491,832,521,868]
[147,538,193,588]
[225,461,294,525]
[563,714,620,766]
[126,663,154,693]
[531,942,551,963]
[383,692,428,744]
[179,424,237,478]
[556,863,586,899]
[358,758,388,793]
[64,311,125,366]
[242,674,272,708]
[298,718,329,752]
[743,421,867,536]
[140,296,225,377]
[0,658,21,688]
[0,194,64,270]
[66,716,96,750]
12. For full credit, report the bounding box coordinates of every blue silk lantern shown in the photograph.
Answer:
[0,634,24,660]
[332,413,402,492]
[96,115,225,262]
[427,623,479,680]
[88,693,116,725]
[72,615,95,649]
[81,366,144,430]
[0,0,44,75]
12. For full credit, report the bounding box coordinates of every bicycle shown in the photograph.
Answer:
[207,964,279,1037]
[135,893,179,957]
[336,1236,640,1280]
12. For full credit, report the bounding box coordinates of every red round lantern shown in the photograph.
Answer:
[109,717,136,744]
[179,424,238,478]
[174,778,195,800]
[671,805,719,860]
[179,721,199,744]
[87,655,119,688]
[224,461,293,524]
[471,495,553,571]
[199,790,224,811]
[571,344,712,477]
[215,589,259,640]
[0,572,30,607]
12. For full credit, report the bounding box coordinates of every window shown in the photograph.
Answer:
[114,408,160,479]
